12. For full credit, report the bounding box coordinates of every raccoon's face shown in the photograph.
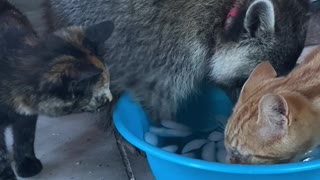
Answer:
[23,21,114,116]
[210,0,309,99]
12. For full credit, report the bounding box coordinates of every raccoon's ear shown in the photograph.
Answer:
[85,21,114,44]
[257,93,289,139]
[239,61,277,102]
[244,0,275,37]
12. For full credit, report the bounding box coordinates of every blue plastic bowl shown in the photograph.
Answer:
[113,85,320,180]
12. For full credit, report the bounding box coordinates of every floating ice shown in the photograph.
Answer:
[216,149,227,163]
[144,132,159,146]
[149,127,192,137]
[161,120,191,131]
[201,142,216,162]
[145,122,227,163]
[208,131,224,142]
[302,157,314,162]
[162,145,179,153]
[216,140,225,149]
[301,146,320,162]
[182,139,208,154]
[144,121,320,164]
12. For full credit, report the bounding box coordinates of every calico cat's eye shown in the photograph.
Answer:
[70,80,78,88]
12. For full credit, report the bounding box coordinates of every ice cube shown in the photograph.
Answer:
[144,132,159,146]
[208,131,224,142]
[201,142,216,162]
[149,127,192,137]
[301,146,320,162]
[217,148,227,163]
[161,145,179,153]
[216,140,225,149]
[161,120,191,131]
[182,139,208,154]
[302,157,315,162]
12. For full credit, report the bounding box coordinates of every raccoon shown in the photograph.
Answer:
[44,0,309,123]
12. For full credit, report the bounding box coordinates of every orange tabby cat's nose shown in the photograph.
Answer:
[229,156,242,164]
[229,150,250,164]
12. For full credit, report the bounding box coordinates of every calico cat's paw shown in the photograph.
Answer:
[82,86,113,112]
[15,157,42,177]
[0,166,17,180]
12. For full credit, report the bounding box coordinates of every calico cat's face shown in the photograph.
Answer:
[15,21,115,116]
[224,62,316,164]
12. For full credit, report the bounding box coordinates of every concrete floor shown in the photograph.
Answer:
[6,113,154,180]
[5,113,154,180]
[4,0,320,180]
[7,114,127,180]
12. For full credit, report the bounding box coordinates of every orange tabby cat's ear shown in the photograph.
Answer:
[239,61,277,102]
[257,93,289,139]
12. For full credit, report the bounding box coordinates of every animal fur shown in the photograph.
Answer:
[43,0,310,125]
[225,47,320,164]
[0,0,114,179]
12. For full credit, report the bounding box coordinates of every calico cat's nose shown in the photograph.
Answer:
[106,88,113,102]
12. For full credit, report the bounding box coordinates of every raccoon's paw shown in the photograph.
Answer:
[0,166,17,180]
[15,157,42,177]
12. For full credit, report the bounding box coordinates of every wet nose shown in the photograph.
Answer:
[229,151,249,164]
[229,155,244,164]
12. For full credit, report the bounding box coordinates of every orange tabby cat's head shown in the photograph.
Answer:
[224,61,317,164]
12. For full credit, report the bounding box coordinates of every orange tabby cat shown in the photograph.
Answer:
[224,47,320,164]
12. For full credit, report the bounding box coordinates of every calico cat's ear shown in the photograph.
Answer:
[74,64,103,82]
[239,61,277,102]
[85,21,114,44]
[257,93,289,138]
[244,0,275,37]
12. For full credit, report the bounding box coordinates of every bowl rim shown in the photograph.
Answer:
[113,94,320,175]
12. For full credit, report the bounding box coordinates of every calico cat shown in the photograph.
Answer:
[43,0,310,124]
[224,47,320,164]
[0,1,114,179]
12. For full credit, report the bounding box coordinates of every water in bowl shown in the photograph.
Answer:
[143,82,320,164]
[144,120,227,163]
[144,119,320,164]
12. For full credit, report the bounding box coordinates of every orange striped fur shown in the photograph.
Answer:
[225,47,320,164]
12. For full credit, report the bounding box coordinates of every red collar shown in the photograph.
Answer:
[227,0,242,18]
[224,0,242,31]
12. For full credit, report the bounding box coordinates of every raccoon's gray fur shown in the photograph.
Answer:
[44,0,310,123]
